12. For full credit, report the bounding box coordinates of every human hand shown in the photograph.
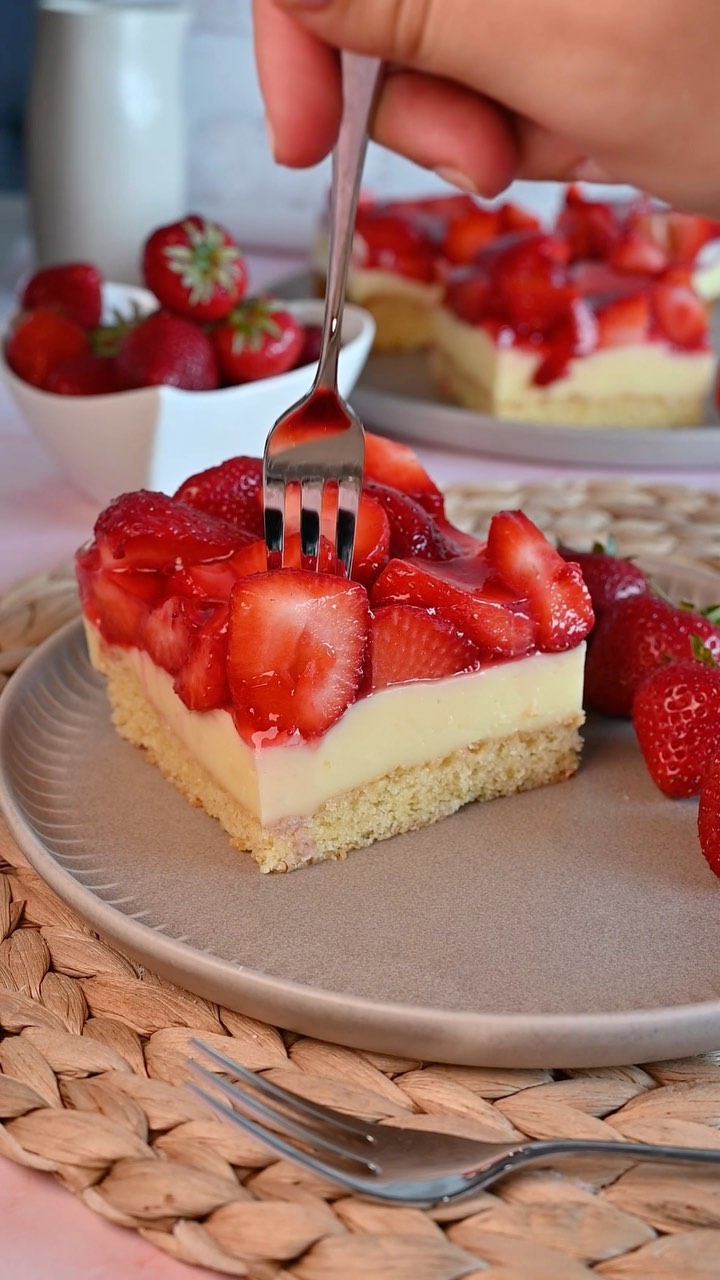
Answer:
[253,0,720,213]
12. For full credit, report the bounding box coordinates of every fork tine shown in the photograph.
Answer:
[189,1059,379,1171]
[300,478,324,567]
[188,1083,369,1194]
[263,475,285,569]
[190,1039,373,1136]
[336,476,361,577]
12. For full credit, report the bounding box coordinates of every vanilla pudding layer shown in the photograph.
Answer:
[432,307,715,427]
[86,623,585,874]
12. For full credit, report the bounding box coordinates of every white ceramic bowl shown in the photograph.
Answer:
[0,283,375,506]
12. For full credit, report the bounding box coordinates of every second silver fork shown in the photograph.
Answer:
[262,54,382,577]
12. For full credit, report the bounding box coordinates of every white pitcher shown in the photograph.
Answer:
[27,0,190,283]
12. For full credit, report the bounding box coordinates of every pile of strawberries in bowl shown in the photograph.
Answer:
[4,214,324,396]
[561,541,720,879]
[0,214,374,504]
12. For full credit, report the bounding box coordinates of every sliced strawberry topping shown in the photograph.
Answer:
[442,209,501,264]
[91,569,163,646]
[370,604,481,690]
[595,293,651,348]
[652,281,708,349]
[365,481,459,561]
[174,456,264,538]
[667,212,720,263]
[363,432,444,514]
[95,491,244,571]
[371,557,536,658]
[443,270,494,325]
[353,492,390,587]
[227,570,369,740]
[608,232,668,275]
[353,211,436,282]
[500,203,541,234]
[174,607,230,711]
[556,186,621,260]
[485,511,594,651]
[142,596,206,674]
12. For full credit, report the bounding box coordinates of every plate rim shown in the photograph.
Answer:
[2,611,720,1069]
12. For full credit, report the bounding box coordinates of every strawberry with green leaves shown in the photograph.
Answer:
[213,297,304,383]
[632,638,720,798]
[142,215,248,322]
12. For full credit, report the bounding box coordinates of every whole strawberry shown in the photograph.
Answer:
[175,456,264,536]
[46,351,117,396]
[115,311,220,391]
[5,307,88,389]
[21,262,103,329]
[558,542,648,618]
[632,645,720,798]
[142,215,247,322]
[213,298,303,383]
[584,593,720,716]
[698,754,720,879]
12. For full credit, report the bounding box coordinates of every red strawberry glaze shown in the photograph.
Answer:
[443,223,711,386]
[76,441,594,745]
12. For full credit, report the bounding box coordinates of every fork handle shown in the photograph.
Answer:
[514,1138,720,1171]
[316,53,383,391]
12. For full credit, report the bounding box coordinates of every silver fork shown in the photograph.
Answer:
[262,53,382,577]
[188,1041,720,1207]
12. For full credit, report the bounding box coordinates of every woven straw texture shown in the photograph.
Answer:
[1,479,720,1280]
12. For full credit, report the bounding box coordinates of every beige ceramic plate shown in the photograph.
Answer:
[1,559,720,1069]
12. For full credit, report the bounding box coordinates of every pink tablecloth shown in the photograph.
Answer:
[2,253,720,1279]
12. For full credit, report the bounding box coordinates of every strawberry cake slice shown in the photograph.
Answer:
[312,194,540,352]
[76,436,593,873]
[433,189,720,427]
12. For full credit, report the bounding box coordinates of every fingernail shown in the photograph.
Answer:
[570,158,614,184]
[434,166,479,195]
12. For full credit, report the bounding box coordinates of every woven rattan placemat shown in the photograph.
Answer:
[1,479,720,1280]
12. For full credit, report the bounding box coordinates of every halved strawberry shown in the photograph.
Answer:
[174,456,264,538]
[556,187,620,260]
[667,212,720,263]
[371,557,536,658]
[443,270,493,325]
[365,481,458,560]
[353,211,436,282]
[142,596,206,674]
[558,544,648,617]
[500,203,542,234]
[492,234,575,331]
[369,604,481,690]
[608,232,668,275]
[353,492,390,587]
[363,432,444,514]
[174,606,230,711]
[652,281,708,349]
[595,293,651,348]
[227,570,369,739]
[442,209,501,264]
[95,491,244,571]
[485,510,594,651]
[91,569,164,645]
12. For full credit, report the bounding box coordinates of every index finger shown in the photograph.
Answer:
[253,0,342,167]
